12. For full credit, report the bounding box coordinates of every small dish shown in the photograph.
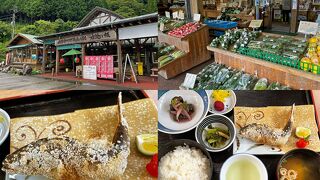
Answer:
[206,90,236,115]
[158,139,213,179]
[220,154,268,180]
[158,90,209,134]
[195,114,236,152]
[0,108,10,146]
[277,149,320,180]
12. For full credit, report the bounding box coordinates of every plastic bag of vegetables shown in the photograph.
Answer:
[254,78,268,90]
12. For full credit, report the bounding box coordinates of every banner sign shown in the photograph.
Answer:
[55,30,117,46]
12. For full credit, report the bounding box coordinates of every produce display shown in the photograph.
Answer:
[158,43,186,67]
[210,29,260,50]
[167,22,201,38]
[193,62,290,90]
[158,16,186,32]
[300,36,320,74]
[209,28,320,76]
[170,96,194,121]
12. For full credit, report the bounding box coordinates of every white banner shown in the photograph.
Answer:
[118,23,158,40]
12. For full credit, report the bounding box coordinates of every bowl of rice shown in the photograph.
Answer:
[158,139,213,180]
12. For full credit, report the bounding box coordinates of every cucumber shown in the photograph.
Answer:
[254,78,268,90]
[159,56,174,67]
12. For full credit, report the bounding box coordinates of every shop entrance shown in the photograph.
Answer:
[268,0,291,33]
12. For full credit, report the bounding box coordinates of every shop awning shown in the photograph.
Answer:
[57,44,81,50]
[62,49,82,57]
[8,44,31,49]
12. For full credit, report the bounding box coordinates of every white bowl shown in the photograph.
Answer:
[206,90,237,115]
[0,108,10,146]
[220,154,268,180]
[158,90,209,134]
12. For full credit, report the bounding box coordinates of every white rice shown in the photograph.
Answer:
[159,145,211,180]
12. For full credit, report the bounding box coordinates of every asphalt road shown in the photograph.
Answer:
[0,72,129,90]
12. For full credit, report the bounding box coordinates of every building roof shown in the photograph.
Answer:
[37,12,158,40]
[7,33,43,48]
[76,7,125,28]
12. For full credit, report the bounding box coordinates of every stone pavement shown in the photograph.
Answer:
[0,73,128,90]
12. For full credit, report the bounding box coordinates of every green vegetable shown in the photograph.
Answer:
[254,78,268,90]
[205,126,230,148]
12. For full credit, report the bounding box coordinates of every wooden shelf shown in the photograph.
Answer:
[158,25,211,79]
[207,46,320,89]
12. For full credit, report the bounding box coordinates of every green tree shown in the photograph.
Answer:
[0,21,12,42]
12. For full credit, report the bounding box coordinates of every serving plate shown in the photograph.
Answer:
[0,109,10,146]
[206,90,237,115]
[158,90,209,134]
[233,105,320,155]
[0,90,155,180]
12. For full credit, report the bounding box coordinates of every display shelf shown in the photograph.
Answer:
[158,25,211,79]
[207,46,320,89]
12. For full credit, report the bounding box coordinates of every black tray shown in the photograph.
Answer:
[0,90,147,178]
[159,90,316,180]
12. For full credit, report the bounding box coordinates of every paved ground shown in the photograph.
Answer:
[0,72,129,90]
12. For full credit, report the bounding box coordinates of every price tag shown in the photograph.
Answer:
[159,23,165,32]
[193,13,201,22]
[298,21,319,35]
[165,11,171,18]
[173,12,178,19]
[249,20,263,28]
[178,11,185,20]
[182,73,197,89]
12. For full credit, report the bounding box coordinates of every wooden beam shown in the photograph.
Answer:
[117,40,123,83]
[55,48,59,75]
[81,44,86,71]
[42,45,47,73]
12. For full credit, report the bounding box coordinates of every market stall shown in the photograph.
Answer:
[6,34,43,71]
[38,7,158,83]
[158,90,320,180]
[205,29,320,89]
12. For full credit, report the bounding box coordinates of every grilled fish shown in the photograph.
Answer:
[239,104,294,147]
[2,93,130,180]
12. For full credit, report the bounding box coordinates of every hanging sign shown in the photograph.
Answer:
[172,12,178,19]
[55,30,117,46]
[165,11,171,18]
[193,14,201,22]
[298,21,319,35]
[159,23,165,32]
[83,65,97,80]
[182,73,197,89]
[178,11,185,20]
[249,20,263,28]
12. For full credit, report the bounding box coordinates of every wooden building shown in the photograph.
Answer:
[37,7,158,82]
[7,33,43,70]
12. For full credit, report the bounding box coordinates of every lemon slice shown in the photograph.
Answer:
[295,127,311,139]
[136,134,158,156]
